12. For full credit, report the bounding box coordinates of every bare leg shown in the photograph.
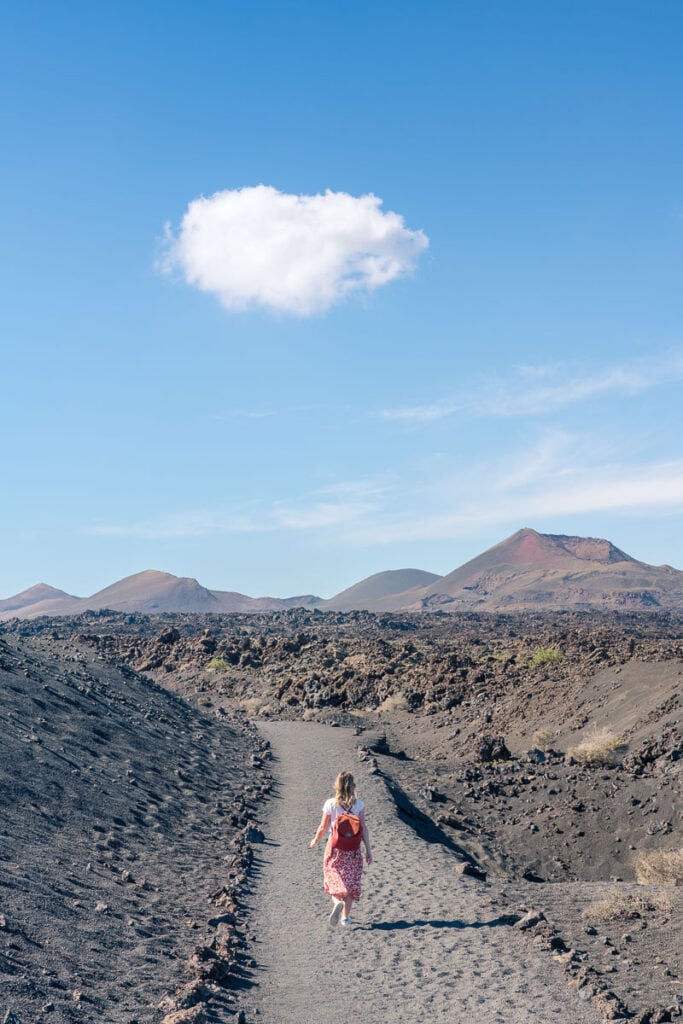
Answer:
[342,896,354,920]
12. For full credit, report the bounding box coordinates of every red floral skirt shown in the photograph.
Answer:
[323,838,363,900]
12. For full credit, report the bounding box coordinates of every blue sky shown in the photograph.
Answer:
[2,1,682,599]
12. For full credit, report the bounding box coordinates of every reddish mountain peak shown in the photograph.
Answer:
[550,534,635,564]
[487,528,578,568]
[495,528,636,567]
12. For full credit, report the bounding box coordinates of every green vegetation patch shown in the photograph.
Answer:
[206,657,231,672]
[530,646,562,666]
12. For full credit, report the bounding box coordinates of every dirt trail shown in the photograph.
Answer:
[242,721,598,1024]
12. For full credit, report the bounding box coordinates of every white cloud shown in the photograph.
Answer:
[86,429,683,556]
[518,461,683,519]
[340,455,683,546]
[381,401,461,423]
[271,478,390,530]
[86,479,390,540]
[87,510,262,540]
[379,353,683,423]
[159,185,428,315]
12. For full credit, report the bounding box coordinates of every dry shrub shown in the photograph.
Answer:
[241,696,264,717]
[378,693,409,713]
[584,891,672,924]
[567,728,628,766]
[533,727,555,751]
[635,847,683,886]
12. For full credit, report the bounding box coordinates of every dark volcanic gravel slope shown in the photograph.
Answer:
[0,632,261,1024]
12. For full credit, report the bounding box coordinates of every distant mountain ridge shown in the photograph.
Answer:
[0,583,76,615]
[2,528,683,620]
[321,568,442,612]
[0,570,321,621]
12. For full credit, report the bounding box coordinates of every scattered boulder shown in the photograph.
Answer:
[422,787,446,803]
[514,909,546,931]
[158,982,211,1013]
[187,945,231,983]
[453,861,487,881]
[157,627,181,645]
[591,989,629,1019]
[161,1008,206,1024]
[476,735,511,763]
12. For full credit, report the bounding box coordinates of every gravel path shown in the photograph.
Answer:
[243,721,599,1024]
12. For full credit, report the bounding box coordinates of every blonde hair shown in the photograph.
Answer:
[334,771,357,809]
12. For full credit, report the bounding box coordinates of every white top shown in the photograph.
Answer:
[323,797,364,828]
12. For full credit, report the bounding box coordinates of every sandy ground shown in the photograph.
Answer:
[239,721,599,1024]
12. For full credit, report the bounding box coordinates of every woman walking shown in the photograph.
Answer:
[310,770,372,927]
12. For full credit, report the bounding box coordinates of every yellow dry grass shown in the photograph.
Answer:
[378,693,409,713]
[567,727,627,766]
[532,727,554,750]
[241,696,265,717]
[635,847,683,886]
[583,891,671,924]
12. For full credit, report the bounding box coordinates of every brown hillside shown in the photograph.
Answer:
[0,582,77,615]
[323,568,442,612]
[408,528,683,612]
[83,569,223,613]
[0,572,320,620]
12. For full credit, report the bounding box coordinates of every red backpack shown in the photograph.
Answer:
[331,806,362,851]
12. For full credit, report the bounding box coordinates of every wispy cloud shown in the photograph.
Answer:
[87,510,263,540]
[86,434,683,556]
[159,185,428,316]
[86,479,390,540]
[345,457,683,546]
[379,353,683,423]
[271,478,390,530]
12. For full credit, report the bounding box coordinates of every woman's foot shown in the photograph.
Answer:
[328,900,343,927]
[340,917,352,926]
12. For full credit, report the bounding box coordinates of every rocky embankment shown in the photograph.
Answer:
[8,607,681,715]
